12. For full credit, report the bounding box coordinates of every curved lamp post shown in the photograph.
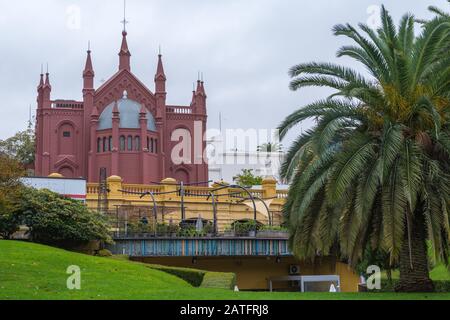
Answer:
[237,195,272,226]
[212,183,258,234]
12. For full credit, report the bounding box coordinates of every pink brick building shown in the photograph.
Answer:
[34,30,208,184]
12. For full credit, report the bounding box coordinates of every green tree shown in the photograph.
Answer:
[14,187,112,246]
[0,156,24,238]
[232,169,263,187]
[0,123,35,166]
[279,6,450,292]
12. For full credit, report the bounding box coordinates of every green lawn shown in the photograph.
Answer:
[382,263,450,281]
[0,240,449,300]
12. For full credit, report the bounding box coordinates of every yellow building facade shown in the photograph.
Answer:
[85,175,360,292]
[86,175,286,229]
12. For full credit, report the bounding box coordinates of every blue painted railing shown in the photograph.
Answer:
[108,237,292,257]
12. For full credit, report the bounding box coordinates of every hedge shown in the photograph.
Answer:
[147,264,236,289]
[200,272,237,290]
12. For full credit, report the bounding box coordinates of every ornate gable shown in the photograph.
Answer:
[94,69,157,115]
[54,156,79,170]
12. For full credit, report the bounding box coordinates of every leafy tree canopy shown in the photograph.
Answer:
[233,169,263,187]
[13,187,112,246]
[0,156,25,238]
[0,123,35,166]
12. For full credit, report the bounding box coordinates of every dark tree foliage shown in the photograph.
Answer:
[13,187,112,246]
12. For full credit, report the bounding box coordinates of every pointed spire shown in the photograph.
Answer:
[83,46,94,76]
[201,82,206,95]
[155,53,166,93]
[193,73,206,114]
[44,64,51,89]
[38,64,44,90]
[120,31,129,53]
[200,73,206,95]
[119,31,131,71]
[155,53,166,80]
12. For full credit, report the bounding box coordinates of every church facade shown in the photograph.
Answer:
[34,30,208,184]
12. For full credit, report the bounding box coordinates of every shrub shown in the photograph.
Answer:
[0,211,21,239]
[233,220,260,235]
[149,264,205,287]
[168,222,180,234]
[223,226,234,233]
[148,264,236,289]
[13,187,112,246]
[97,249,113,257]
[203,223,214,235]
[200,272,237,290]
[156,223,169,236]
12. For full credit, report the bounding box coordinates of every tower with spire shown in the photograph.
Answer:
[33,9,209,185]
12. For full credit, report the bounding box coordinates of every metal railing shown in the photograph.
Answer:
[108,209,287,240]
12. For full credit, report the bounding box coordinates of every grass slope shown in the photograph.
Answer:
[1,241,449,300]
[383,264,450,281]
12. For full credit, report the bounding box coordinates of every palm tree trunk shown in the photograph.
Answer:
[395,202,434,292]
[386,268,392,286]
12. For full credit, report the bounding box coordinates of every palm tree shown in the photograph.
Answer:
[279,6,450,292]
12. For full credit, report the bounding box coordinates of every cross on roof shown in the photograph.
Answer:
[121,0,129,32]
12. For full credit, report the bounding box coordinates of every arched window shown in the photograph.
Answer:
[120,136,126,151]
[127,136,133,151]
[103,137,107,152]
[109,136,113,152]
[135,136,141,151]
[97,138,101,153]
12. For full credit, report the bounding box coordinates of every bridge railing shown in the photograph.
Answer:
[108,214,288,239]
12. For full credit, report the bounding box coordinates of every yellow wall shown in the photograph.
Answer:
[86,176,286,231]
[134,256,360,292]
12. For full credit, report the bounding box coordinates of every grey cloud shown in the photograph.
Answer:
[0,0,444,147]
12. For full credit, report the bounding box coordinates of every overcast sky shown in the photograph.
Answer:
[0,0,445,146]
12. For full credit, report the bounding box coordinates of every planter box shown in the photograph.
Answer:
[256,231,289,239]
[223,231,236,237]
